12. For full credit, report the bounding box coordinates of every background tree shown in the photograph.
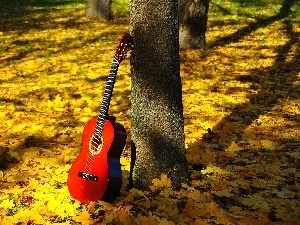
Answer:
[86,0,112,20]
[130,0,189,190]
[179,0,210,49]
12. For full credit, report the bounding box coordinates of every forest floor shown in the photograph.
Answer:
[0,0,299,224]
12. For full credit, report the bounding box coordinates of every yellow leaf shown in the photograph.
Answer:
[139,216,151,225]
[138,213,165,225]
[0,111,6,119]
[251,178,278,188]
[211,189,234,197]
[150,173,172,191]
[194,218,209,225]
[182,200,196,218]
[8,149,20,161]
[274,189,296,199]
[186,152,201,164]
[200,150,216,164]
[221,122,235,135]
[227,142,240,152]
[79,116,91,123]
[157,219,176,225]
[0,199,15,209]
[72,210,91,224]
[117,206,138,225]
[120,157,131,171]
[56,134,69,143]
[110,104,123,112]
[71,99,86,108]
[187,189,202,201]
[201,164,227,175]
[201,202,219,215]
[242,194,270,211]
[187,141,200,152]
[54,94,62,104]
[159,204,179,220]
[261,139,276,150]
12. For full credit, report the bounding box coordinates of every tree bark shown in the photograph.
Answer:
[86,0,112,20]
[179,0,210,49]
[130,0,189,190]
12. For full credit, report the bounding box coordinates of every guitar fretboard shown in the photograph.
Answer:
[92,58,120,146]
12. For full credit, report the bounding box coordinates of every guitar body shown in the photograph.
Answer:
[67,117,126,204]
[67,34,132,204]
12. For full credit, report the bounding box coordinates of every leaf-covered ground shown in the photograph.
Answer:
[0,0,299,224]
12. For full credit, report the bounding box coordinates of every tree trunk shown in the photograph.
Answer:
[179,0,210,49]
[86,0,112,20]
[130,0,189,190]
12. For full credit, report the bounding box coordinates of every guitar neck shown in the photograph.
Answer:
[94,58,120,139]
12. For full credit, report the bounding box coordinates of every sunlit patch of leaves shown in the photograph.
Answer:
[1,0,300,224]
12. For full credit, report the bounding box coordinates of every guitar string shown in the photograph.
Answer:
[93,59,119,141]
[84,154,94,173]
[84,58,120,174]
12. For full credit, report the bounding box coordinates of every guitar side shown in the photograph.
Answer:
[102,119,127,202]
[67,118,126,204]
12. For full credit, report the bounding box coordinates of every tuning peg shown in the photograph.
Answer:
[128,42,134,50]
[125,42,134,59]
[125,49,133,60]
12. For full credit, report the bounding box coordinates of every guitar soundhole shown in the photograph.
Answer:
[89,135,103,155]
[78,172,99,182]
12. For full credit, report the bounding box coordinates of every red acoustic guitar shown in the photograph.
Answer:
[67,34,133,204]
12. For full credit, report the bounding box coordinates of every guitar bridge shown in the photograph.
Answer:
[78,172,99,182]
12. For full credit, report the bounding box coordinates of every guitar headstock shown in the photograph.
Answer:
[114,34,133,63]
